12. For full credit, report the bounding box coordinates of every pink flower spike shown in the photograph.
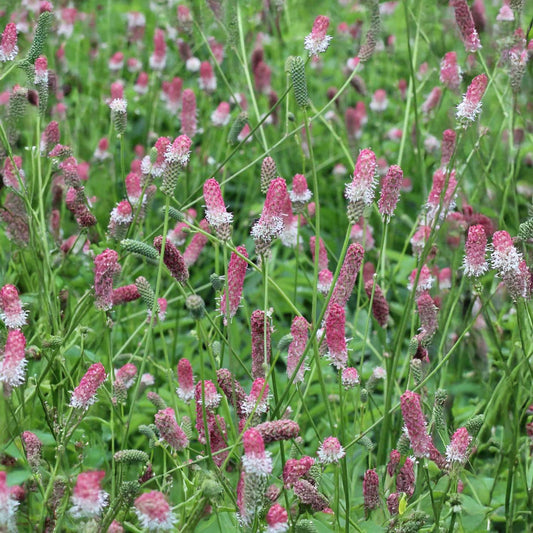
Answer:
[94,249,121,311]
[34,55,48,84]
[242,378,270,417]
[195,380,221,410]
[440,52,462,92]
[491,230,522,273]
[400,390,433,457]
[164,135,192,166]
[304,15,332,58]
[325,302,348,369]
[446,427,472,465]
[21,431,42,469]
[69,363,107,409]
[287,316,311,383]
[317,436,345,464]
[426,168,457,221]
[370,89,388,112]
[0,330,27,387]
[149,28,167,71]
[181,89,197,138]
[114,363,137,389]
[456,73,488,125]
[309,236,328,271]
[290,174,312,204]
[220,245,248,324]
[176,358,195,402]
[0,284,28,329]
[282,456,314,487]
[330,243,365,308]
[199,61,216,92]
[441,129,456,167]
[0,471,18,530]
[341,367,360,389]
[396,457,416,497]
[408,264,433,293]
[464,224,488,277]
[203,178,233,228]
[211,101,230,126]
[266,503,289,533]
[363,469,380,511]
[378,164,403,220]
[155,408,189,451]
[153,236,189,283]
[317,269,333,296]
[250,310,272,379]
[451,0,482,53]
[134,491,176,531]
[345,149,377,206]
[70,471,108,518]
[242,427,272,476]
[416,291,439,344]
[0,23,18,62]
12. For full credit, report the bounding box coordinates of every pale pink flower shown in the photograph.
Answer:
[220,245,248,324]
[456,74,488,124]
[304,15,332,57]
[211,101,230,126]
[421,86,442,114]
[134,72,149,95]
[491,230,522,273]
[408,264,433,293]
[446,427,472,465]
[198,61,216,92]
[440,52,462,91]
[464,224,488,277]
[176,358,195,402]
[251,310,272,379]
[242,378,270,417]
[70,471,108,518]
[0,284,28,329]
[153,236,189,283]
[341,367,360,389]
[266,504,289,533]
[330,243,365,308]
[155,408,189,451]
[180,89,197,138]
[0,471,18,531]
[370,89,388,112]
[378,164,403,220]
[0,329,27,387]
[426,168,457,221]
[149,28,167,71]
[134,491,176,531]
[203,178,233,228]
[317,436,345,464]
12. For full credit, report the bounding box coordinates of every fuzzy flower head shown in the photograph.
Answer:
[195,380,221,410]
[211,101,230,126]
[400,390,433,457]
[0,471,19,531]
[325,302,348,369]
[456,74,488,125]
[242,378,270,417]
[69,363,107,409]
[176,358,195,402]
[0,329,27,387]
[70,471,108,518]
[242,427,273,476]
[345,149,377,206]
[491,230,522,273]
[451,0,482,53]
[341,367,360,389]
[289,174,312,204]
[317,436,345,464]
[154,408,189,451]
[0,23,18,62]
[266,504,289,533]
[203,178,233,228]
[304,16,332,58]
[363,469,380,511]
[251,178,288,245]
[378,164,403,220]
[464,224,488,277]
[446,427,472,466]
[164,135,192,165]
[134,491,176,531]
[287,316,311,383]
[440,51,462,91]
[0,284,28,329]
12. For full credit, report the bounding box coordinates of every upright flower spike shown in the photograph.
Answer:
[183,219,210,267]
[416,291,439,345]
[283,456,315,488]
[293,479,329,512]
[70,471,108,518]
[396,457,416,497]
[325,302,348,369]
[365,279,389,327]
[242,428,273,476]
[363,469,380,512]
[451,0,482,53]
[199,61,216,92]
[304,15,332,58]
[464,224,488,277]
[153,236,189,283]
[426,168,457,221]
[309,236,329,271]
[220,245,248,324]
[254,419,300,443]
[0,471,19,531]
[134,491,176,531]
[216,368,247,419]
[345,149,377,223]
[266,503,289,533]
[0,330,27,388]
[251,178,288,256]
[0,23,18,62]
[69,363,107,410]
[154,408,189,451]
[491,230,521,273]
[287,316,311,383]
[289,174,312,214]
[161,135,191,195]
[180,89,197,138]
[176,358,195,402]
[211,101,230,126]
[94,249,121,311]
[446,427,472,466]
[342,367,360,389]
[440,129,456,168]
[149,28,166,71]
[317,436,345,464]
[108,200,133,240]
[21,431,42,470]
[0,284,28,329]
[400,390,434,458]
[440,52,462,92]
[203,178,232,241]
[109,98,128,135]
[250,310,272,379]
[242,378,270,418]
[330,243,365,309]
[287,56,310,108]
[260,156,277,194]
[378,164,403,221]
[456,73,488,126]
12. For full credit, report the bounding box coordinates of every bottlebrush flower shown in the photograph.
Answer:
[282,456,314,487]
[317,436,345,464]
[242,378,270,418]
[501,260,532,302]
[426,168,457,221]
[441,129,456,168]
[370,89,388,112]
[220,245,248,324]
[446,427,472,465]
[203,178,232,240]
[451,0,482,53]
[114,363,137,390]
[94,249,121,311]
[253,419,300,444]
[155,408,189,451]
[134,71,149,95]
[134,491,176,531]
[287,316,311,383]
[0,284,28,329]
[183,219,210,267]
[0,471,19,531]
[491,230,521,273]
[464,224,488,277]
[293,479,329,512]
[408,264,433,293]
[400,390,433,457]
[195,380,221,410]
[365,279,389,327]
[416,291,438,345]
[199,61,216,92]
[396,457,415,497]
[304,15,332,58]
[176,358,195,402]
[211,101,230,126]
[251,310,272,379]
[317,269,333,296]
[266,503,289,533]
[161,135,192,195]
[149,28,166,71]
[0,23,18,62]
[109,98,127,135]
[242,428,273,476]
[216,368,247,419]
[378,164,403,221]
[180,89,197,138]
[108,52,124,72]
[153,236,189,283]
[341,367,360,389]
[70,471,108,518]
[164,77,182,113]
[346,149,377,205]
[309,236,328,271]
[456,73,488,125]
[421,87,442,114]
[440,52,462,91]
[363,469,380,511]
[289,174,312,212]
[387,449,401,477]
[0,330,27,387]
[330,243,365,309]
[21,431,42,470]
[108,200,133,239]
[325,302,348,369]
[69,363,107,409]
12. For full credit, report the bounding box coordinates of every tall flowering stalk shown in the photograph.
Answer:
[250,310,272,379]
[287,316,311,383]
[203,178,232,241]
[450,0,481,53]
[69,363,107,410]
[400,390,434,458]
[456,74,488,126]
[345,149,377,223]
[220,246,248,324]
